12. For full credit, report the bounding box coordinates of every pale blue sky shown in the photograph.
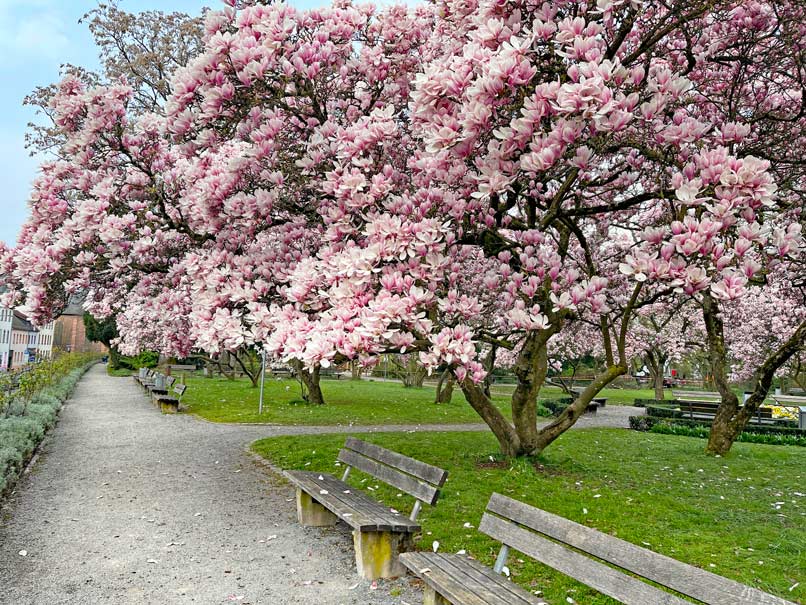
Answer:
[0,0,326,247]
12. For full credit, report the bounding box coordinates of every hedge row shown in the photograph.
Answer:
[629,415,806,447]
[0,364,94,499]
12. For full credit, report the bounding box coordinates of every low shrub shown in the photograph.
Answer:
[0,361,95,500]
[633,398,673,407]
[542,397,574,416]
[117,351,159,370]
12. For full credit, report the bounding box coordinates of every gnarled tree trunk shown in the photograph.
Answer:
[703,293,806,455]
[434,369,454,404]
[291,360,325,405]
[645,350,667,400]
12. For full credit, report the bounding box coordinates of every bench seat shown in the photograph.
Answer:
[284,437,447,579]
[400,552,542,605]
[284,470,420,533]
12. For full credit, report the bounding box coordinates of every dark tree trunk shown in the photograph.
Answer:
[645,350,667,400]
[350,360,362,380]
[702,293,806,455]
[233,348,261,388]
[291,360,325,405]
[108,346,122,370]
[435,369,454,404]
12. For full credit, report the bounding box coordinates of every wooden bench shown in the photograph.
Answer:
[270,366,294,379]
[676,400,775,424]
[153,383,187,414]
[284,437,448,580]
[401,493,795,605]
[148,375,175,401]
[570,388,608,408]
[671,389,721,402]
[135,368,155,386]
[168,364,196,372]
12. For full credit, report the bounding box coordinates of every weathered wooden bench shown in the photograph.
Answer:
[671,389,721,402]
[153,383,187,414]
[284,437,448,580]
[168,364,196,372]
[401,493,795,605]
[148,375,176,402]
[135,368,155,387]
[676,400,775,424]
[570,388,607,408]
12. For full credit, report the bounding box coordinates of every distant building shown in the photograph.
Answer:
[0,306,12,370]
[7,311,54,370]
[52,301,107,355]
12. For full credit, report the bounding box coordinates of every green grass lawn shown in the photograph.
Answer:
[253,429,805,604]
[182,376,514,424]
[180,374,663,424]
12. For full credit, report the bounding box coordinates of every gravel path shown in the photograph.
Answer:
[0,365,638,604]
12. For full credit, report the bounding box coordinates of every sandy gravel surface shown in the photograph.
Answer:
[0,365,637,604]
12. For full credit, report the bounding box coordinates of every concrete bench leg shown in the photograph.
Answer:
[160,401,179,414]
[424,587,451,605]
[296,490,338,527]
[353,530,412,579]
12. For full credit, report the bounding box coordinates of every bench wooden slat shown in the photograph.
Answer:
[344,437,448,487]
[436,553,539,605]
[479,513,691,605]
[485,494,795,605]
[400,552,535,605]
[284,470,420,533]
[338,448,441,505]
[285,471,396,531]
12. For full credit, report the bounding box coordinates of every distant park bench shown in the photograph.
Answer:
[570,387,607,408]
[153,382,187,414]
[671,390,776,425]
[168,364,197,372]
[319,367,348,379]
[134,369,187,414]
[284,437,448,579]
[270,366,294,378]
[401,493,796,605]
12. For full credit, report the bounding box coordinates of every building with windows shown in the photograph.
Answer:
[0,306,12,370]
[7,311,54,370]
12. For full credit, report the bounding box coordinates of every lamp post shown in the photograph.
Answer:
[258,350,266,415]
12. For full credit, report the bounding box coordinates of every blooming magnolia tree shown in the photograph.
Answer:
[4,0,805,458]
[627,301,702,399]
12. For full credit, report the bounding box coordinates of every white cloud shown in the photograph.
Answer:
[0,0,71,65]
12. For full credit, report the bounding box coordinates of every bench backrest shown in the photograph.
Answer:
[672,390,721,401]
[173,383,186,398]
[165,376,176,388]
[773,395,806,404]
[479,493,794,605]
[337,437,448,509]
[678,400,773,418]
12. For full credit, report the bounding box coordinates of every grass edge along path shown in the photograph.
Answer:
[182,374,660,425]
[252,428,805,605]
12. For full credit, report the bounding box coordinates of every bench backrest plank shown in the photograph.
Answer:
[480,513,691,605]
[166,376,176,388]
[482,494,794,605]
[773,395,806,404]
[672,390,721,401]
[678,401,773,418]
[338,437,447,506]
[174,383,186,397]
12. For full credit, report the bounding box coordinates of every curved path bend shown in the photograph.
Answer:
[0,364,636,604]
